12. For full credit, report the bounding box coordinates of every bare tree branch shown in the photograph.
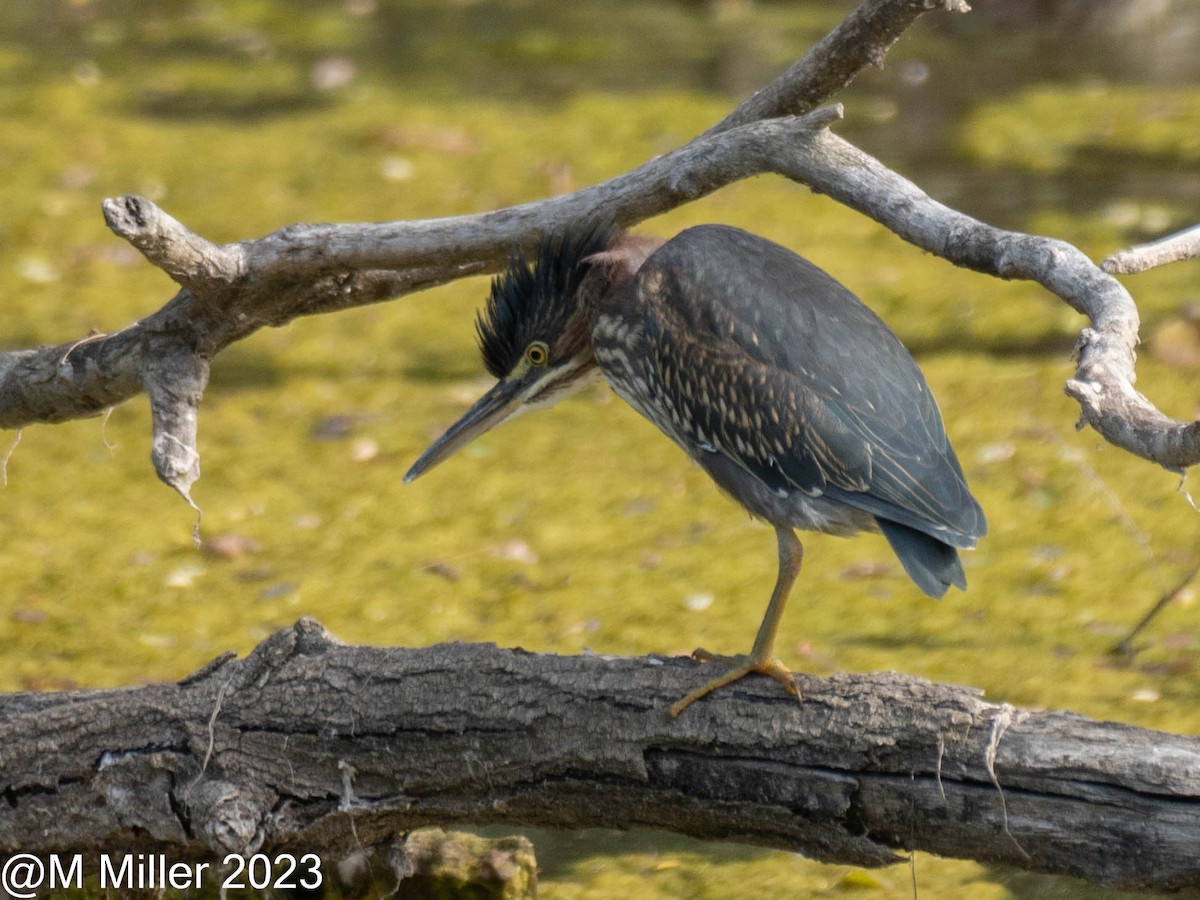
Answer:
[9,0,1198,493]
[2,620,1197,894]
[0,0,975,500]
[17,99,1200,494]
[766,130,1200,471]
[1103,222,1200,275]
[2,108,846,499]
[701,0,971,138]
[3,0,1195,490]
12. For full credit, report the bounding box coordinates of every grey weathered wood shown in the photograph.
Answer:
[699,0,972,138]
[2,0,1198,498]
[1104,223,1200,275]
[1,619,1197,894]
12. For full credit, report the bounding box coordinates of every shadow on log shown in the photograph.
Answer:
[1,617,1197,895]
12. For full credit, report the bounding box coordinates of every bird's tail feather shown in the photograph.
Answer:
[876,518,966,599]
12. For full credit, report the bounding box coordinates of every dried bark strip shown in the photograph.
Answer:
[1,619,1197,894]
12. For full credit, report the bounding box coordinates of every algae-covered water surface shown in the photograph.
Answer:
[2,1,1198,897]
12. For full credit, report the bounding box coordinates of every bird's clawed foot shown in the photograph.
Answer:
[668,648,802,716]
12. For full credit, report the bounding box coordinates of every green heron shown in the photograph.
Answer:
[406,222,986,715]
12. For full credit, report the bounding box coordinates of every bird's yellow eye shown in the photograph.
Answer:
[525,341,549,367]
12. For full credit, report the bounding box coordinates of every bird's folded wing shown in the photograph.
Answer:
[643,300,982,544]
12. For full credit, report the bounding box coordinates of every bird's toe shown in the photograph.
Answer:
[669,652,801,717]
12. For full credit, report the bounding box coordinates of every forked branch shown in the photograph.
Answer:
[1,0,1196,499]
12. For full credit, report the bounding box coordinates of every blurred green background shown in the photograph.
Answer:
[1,0,1199,896]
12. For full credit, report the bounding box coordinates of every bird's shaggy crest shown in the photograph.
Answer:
[477,220,620,378]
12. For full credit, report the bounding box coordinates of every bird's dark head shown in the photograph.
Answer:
[405,219,621,482]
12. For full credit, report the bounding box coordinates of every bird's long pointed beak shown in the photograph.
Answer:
[404,378,525,483]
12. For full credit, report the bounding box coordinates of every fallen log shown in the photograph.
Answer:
[1,618,1197,894]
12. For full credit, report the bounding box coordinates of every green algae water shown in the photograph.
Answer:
[1,2,1198,897]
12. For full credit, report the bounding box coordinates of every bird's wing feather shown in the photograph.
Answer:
[636,225,985,543]
[645,303,873,498]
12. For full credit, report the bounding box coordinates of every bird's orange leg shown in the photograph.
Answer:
[669,528,804,716]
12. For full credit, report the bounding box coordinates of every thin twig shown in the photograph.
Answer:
[1112,559,1200,659]
[1102,223,1200,275]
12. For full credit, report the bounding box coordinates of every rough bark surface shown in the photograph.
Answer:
[2,619,1197,895]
